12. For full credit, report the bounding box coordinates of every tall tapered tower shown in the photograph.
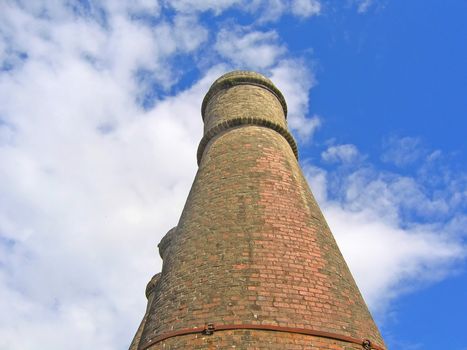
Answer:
[130,71,386,350]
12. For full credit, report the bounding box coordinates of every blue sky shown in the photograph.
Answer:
[0,1,466,349]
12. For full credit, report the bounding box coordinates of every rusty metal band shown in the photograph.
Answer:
[197,117,298,165]
[201,78,288,119]
[141,323,385,350]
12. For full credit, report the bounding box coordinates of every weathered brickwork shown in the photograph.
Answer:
[131,71,385,349]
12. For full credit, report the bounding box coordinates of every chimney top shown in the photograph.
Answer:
[201,70,288,120]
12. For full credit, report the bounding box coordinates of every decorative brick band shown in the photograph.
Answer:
[197,117,298,165]
[140,323,386,350]
[201,75,288,120]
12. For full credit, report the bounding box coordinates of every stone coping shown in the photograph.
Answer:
[197,116,298,165]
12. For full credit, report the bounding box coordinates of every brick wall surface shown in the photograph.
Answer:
[133,71,385,350]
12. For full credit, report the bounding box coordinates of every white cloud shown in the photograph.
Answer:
[358,170,459,218]
[120,0,161,15]
[303,164,328,203]
[321,143,361,163]
[291,0,321,17]
[258,0,321,21]
[165,0,321,20]
[270,59,320,140]
[215,28,286,70]
[164,0,243,14]
[172,15,209,52]
[327,206,463,312]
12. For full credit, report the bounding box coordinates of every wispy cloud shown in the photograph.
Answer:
[381,136,427,167]
[357,0,373,13]
[321,143,362,163]
[351,0,387,14]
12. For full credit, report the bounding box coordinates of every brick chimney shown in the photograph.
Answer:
[130,71,386,350]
